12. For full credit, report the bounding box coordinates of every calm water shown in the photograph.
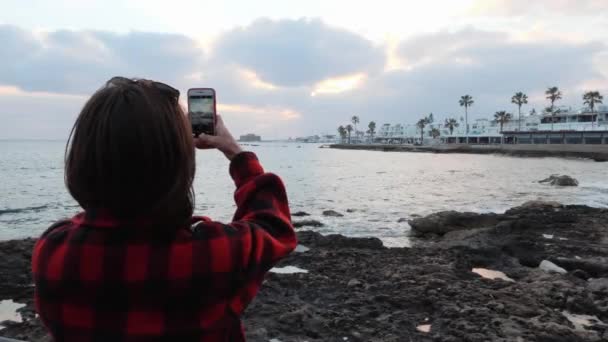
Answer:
[1,140,607,246]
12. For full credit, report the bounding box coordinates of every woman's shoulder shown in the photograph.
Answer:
[38,218,75,241]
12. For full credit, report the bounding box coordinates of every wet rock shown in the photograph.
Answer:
[4,205,608,342]
[322,210,344,217]
[588,278,608,293]
[346,209,357,213]
[409,211,499,237]
[539,174,579,186]
[347,279,362,287]
[397,218,407,223]
[516,200,563,209]
[296,230,384,250]
[539,260,567,274]
[293,219,324,228]
[292,211,310,217]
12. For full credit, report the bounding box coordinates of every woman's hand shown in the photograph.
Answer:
[194,115,243,160]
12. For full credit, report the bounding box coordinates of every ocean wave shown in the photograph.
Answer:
[0,205,49,216]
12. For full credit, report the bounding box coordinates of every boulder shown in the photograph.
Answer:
[292,211,311,217]
[539,175,578,187]
[293,220,324,228]
[539,260,567,274]
[516,201,563,209]
[322,210,344,217]
[409,211,500,237]
[587,278,608,293]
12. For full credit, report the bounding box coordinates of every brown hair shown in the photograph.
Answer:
[65,78,195,227]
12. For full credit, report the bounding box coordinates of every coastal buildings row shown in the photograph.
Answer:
[369,106,608,145]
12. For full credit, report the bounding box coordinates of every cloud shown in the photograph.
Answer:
[212,18,385,87]
[1,21,607,139]
[0,25,204,94]
[469,0,608,16]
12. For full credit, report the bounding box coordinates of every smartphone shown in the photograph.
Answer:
[187,88,216,136]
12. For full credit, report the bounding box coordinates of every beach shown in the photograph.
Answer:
[2,202,607,341]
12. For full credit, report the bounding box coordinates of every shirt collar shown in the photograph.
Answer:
[71,208,158,229]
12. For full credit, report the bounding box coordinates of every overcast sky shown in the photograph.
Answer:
[1,0,607,139]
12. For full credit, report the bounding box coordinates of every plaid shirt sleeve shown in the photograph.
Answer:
[192,151,297,314]
[31,151,296,341]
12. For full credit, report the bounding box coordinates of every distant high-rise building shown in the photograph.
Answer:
[239,133,262,142]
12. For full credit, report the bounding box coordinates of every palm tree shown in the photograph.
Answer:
[494,111,512,143]
[459,95,474,135]
[351,116,360,134]
[345,124,354,144]
[337,125,347,143]
[416,117,430,145]
[583,91,604,127]
[511,92,528,131]
[545,87,562,112]
[545,87,562,131]
[444,118,459,135]
[367,121,376,142]
[430,128,441,139]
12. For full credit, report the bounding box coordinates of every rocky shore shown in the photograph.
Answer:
[2,203,608,341]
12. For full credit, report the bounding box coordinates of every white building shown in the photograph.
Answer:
[374,106,608,145]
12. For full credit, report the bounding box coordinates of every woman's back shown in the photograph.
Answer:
[31,78,296,341]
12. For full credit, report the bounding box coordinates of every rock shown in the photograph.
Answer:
[570,269,590,280]
[587,278,608,293]
[292,211,310,217]
[293,220,324,228]
[346,209,357,213]
[550,257,608,277]
[296,231,385,250]
[323,210,344,217]
[539,175,579,186]
[397,218,407,223]
[516,200,563,209]
[539,260,567,274]
[347,279,362,287]
[409,211,499,236]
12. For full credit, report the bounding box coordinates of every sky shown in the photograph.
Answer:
[1,0,607,139]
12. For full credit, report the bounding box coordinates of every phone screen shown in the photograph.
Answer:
[189,94,215,136]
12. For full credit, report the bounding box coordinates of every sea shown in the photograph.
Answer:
[1,140,607,246]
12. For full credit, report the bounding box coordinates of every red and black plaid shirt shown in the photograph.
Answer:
[32,152,296,341]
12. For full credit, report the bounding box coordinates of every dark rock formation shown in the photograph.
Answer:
[409,211,500,237]
[322,210,344,217]
[292,211,311,217]
[293,219,324,228]
[2,204,608,342]
[539,174,579,186]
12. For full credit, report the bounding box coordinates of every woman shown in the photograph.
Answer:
[31,77,296,341]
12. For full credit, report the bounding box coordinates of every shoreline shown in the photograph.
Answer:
[329,143,608,162]
[2,203,608,341]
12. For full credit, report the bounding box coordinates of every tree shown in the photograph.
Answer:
[444,118,459,135]
[511,92,528,131]
[545,87,562,131]
[428,113,434,125]
[430,128,441,139]
[351,116,360,133]
[459,95,474,135]
[345,124,354,144]
[367,121,376,142]
[583,91,604,127]
[494,111,512,143]
[416,117,430,145]
[337,125,347,143]
[545,86,562,113]
[529,108,537,116]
